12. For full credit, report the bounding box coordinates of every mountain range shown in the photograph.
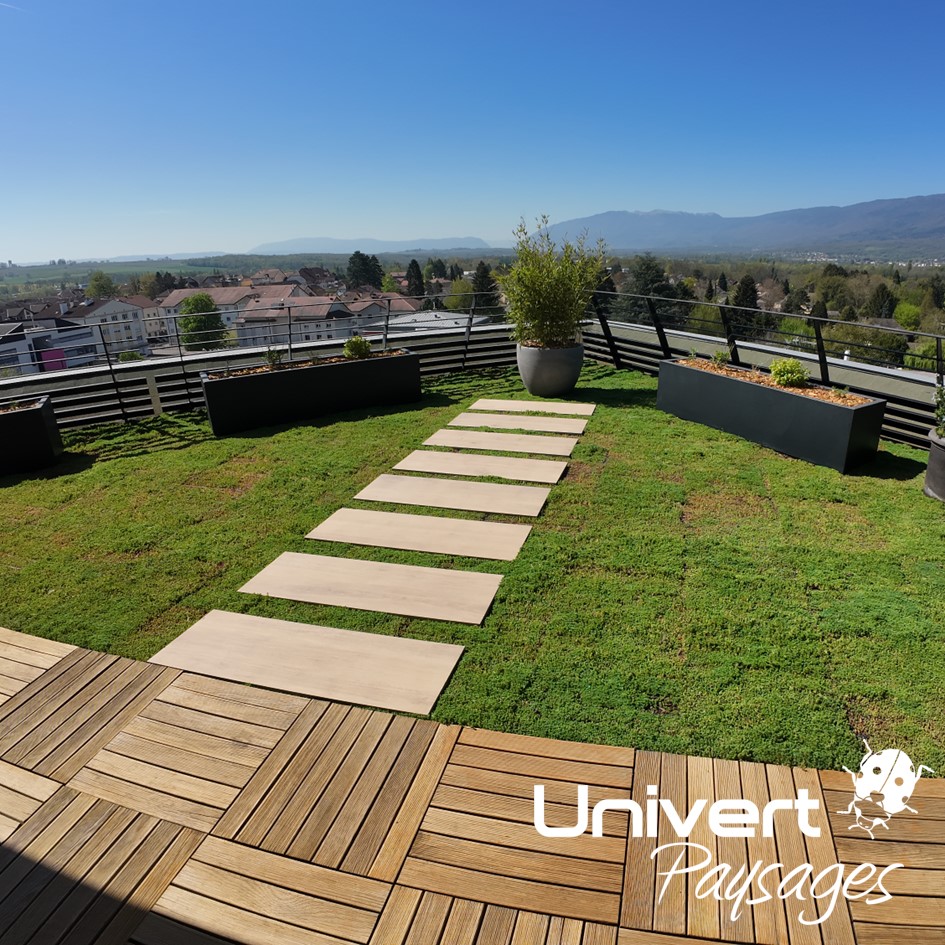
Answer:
[249,236,491,254]
[543,194,945,257]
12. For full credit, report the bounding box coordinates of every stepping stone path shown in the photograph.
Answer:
[163,396,596,713]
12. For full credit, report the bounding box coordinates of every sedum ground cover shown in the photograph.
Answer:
[1,362,942,773]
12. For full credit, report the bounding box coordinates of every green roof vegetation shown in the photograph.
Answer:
[1,363,941,773]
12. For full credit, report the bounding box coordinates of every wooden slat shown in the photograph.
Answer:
[739,760,789,945]
[0,626,75,659]
[212,699,334,843]
[853,922,945,945]
[356,473,550,516]
[370,724,461,880]
[686,754,719,940]
[403,890,451,943]
[450,743,631,790]
[398,857,619,925]
[423,428,578,456]
[621,750,660,931]
[123,714,272,767]
[714,757,754,944]
[459,727,634,768]
[368,885,422,945]
[240,551,504,624]
[157,682,299,731]
[394,449,568,483]
[468,398,595,416]
[308,507,532,560]
[766,763,820,945]
[151,610,464,715]
[652,752,687,936]
[441,899,485,945]
[449,412,588,434]
[171,669,309,714]
[67,767,224,833]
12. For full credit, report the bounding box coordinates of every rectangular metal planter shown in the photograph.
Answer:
[656,358,886,473]
[0,395,64,475]
[201,350,422,436]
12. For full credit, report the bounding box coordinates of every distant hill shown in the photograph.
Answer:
[544,195,945,258]
[105,252,229,262]
[249,236,491,254]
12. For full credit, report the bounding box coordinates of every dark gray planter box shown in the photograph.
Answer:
[201,350,422,436]
[657,358,885,473]
[0,396,64,475]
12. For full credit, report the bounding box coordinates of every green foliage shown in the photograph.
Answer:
[380,273,401,293]
[717,271,728,292]
[864,282,898,319]
[444,278,474,312]
[406,259,425,299]
[86,270,118,298]
[178,292,228,351]
[893,301,921,330]
[264,346,284,370]
[769,357,809,387]
[342,334,372,359]
[498,217,606,347]
[730,274,759,310]
[117,351,144,362]
[905,339,939,372]
[810,299,828,320]
[690,304,725,338]
[821,322,910,366]
[471,260,500,310]
[346,251,384,289]
[712,349,729,367]
[934,385,945,437]
[781,287,810,314]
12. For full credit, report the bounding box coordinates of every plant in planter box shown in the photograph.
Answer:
[497,215,606,397]
[0,395,64,474]
[923,385,945,501]
[656,354,886,473]
[200,334,420,436]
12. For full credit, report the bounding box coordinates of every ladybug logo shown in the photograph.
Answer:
[838,740,934,838]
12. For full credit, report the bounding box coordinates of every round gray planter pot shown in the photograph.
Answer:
[924,429,945,501]
[516,344,584,398]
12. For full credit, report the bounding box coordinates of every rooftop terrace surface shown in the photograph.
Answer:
[1,625,943,944]
[1,363,944,941]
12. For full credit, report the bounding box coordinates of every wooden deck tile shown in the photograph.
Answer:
[308,507,532,560]
[400,728,633,925]
[449,412,588,434]
[0,626,75,707]
[0,649,179,782]
[66,674,306,832]
[240,551,504,624]
[394,448,568,483]
[0,760,60,842]
[0,787,202,945]
[140,835,390,945]
[150,609,464,715]
[424,428,579,457]
[469,398,596,416]
[356,472,551,516]
[215,702,445,879]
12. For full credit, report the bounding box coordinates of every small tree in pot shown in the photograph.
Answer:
[924,385,945,501]
[499,215,606,397]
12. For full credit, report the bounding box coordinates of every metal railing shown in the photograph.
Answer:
[2,288,943,447]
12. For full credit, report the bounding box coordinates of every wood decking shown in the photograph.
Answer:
[0,626,942,945]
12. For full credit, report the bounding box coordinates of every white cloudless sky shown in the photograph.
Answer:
[3,0,943,260]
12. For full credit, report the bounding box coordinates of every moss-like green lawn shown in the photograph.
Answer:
[1,363,942,773]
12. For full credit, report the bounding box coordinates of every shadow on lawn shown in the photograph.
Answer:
[853,449,927,481]
[574,386,658,409]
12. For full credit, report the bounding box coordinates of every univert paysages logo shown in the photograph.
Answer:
[838,740,934,838]
[532,741,934,927]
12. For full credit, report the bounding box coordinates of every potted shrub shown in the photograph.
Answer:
[657,355,886,473]
[0,395,64,474]
[497,215,606,397]
[200,336,421,436]
[923,385,945,500]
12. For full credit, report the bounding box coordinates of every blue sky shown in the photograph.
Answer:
[3,0,943,261]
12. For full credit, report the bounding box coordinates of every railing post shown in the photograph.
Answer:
[716,305,741,366]
[812,318,830,385]
[937,336,943,388]
[383,299,390,352]
[287,306,293,362]
[99,323,128,422]
[645,297,672,359]
[173,314,194,407]
[591,295,622,368]
[463,308,474,368]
